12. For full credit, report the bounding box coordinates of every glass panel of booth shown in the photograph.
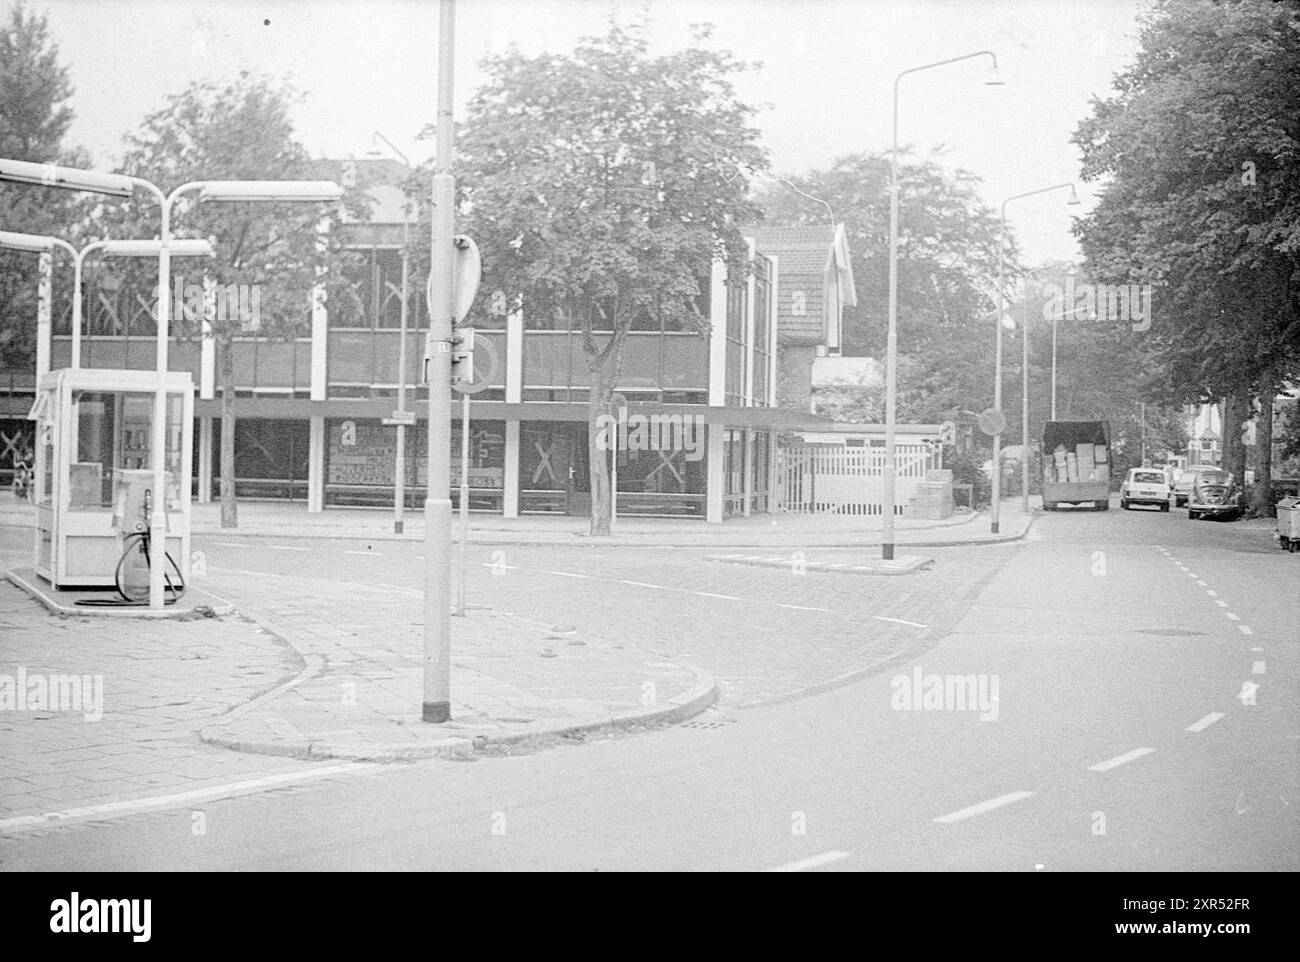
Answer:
[67,390,187,512]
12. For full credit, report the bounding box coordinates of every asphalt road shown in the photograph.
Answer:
[2,502,1296,871]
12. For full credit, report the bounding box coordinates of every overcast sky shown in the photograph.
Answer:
[32,0,1150,264]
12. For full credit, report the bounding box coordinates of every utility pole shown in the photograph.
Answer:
[423,0,456,723]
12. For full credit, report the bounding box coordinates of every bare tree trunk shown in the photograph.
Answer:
[1221,384,1247,482]
[1251,375,1275,518]
[218,335,239,529]
[587,350,616,537]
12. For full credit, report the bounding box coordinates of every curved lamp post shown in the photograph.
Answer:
[1,158,342,609]
[991,182,1078,532]
[885,51,1002,559]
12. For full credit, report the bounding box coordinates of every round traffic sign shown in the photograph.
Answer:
[977,408,1007,436]
[453,330,501,395]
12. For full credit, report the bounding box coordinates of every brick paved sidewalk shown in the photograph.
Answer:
[196,569,715,761]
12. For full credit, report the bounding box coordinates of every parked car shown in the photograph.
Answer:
[1120,468,1172,511]
[1187,468,1244,520]
[1173,465,1220,507]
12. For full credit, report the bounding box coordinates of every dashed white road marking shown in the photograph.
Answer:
[0,763,380,834]
[1215,600,1229,608]
[477,562,519,571]
[933,791,1035,824]
[1250,646,1264,652]
[1225,612,1240,621]
[696,592,741,601]
[1206,589,1217,597]
[766,850,851,872]
[1195,580,1207,587]
[618,580,665,589]
[1186,712,1225,733]
[1088,747,1155,772]
[267,545,310,552]
[872,615,929,629]
[345,550,382,557]
[1238,625,1254,636]
[779,604,832,612]
[1252,661,1265,674]
[545,570,591,579]
[212,541,250,548]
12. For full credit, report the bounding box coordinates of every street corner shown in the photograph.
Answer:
[707,552,935,575]
[194,628,720,763]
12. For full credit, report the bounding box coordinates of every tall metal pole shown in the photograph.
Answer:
[394,216,410,533]
[149,195,172,609]
[35,252,51,379]
[1021,283,1030,514]
[457,390,469,616]
[423,0,456,723]
[992,214,1004,534]
[884,50,998,559]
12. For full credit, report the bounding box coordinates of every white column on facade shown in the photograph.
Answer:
[308,414,325,512]
[36,252,52,377]
[768,429,780,513]
[708,258,727,406]
[706,422,725,523]
[310,219,330,402]
[767,255,780,407]
[503,419,520,518]
[197,416,213,503]
[506,309,523,404]
[742,427,754,517]
[744,240,756,406]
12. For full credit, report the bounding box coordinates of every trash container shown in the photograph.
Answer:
[1275,496,1300,551]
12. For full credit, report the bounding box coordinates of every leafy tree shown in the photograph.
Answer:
[1073,0,1300,515]
[0,1,86,376]
[760,151,1006,422]
[97,72,365,527]
[455,22,767,535]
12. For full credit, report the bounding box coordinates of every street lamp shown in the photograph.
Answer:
[1,158,342,609]
[371,131,415,535]
[884,50,1002,560]
[991,182,1078,532]
[0,231,213,371]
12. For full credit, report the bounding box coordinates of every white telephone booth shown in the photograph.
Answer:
[29,368,193,589]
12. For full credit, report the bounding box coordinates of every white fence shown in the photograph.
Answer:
[779,443,934,515]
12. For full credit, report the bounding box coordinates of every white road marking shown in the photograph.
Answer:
[1186,712,1225,733]
[478,562,519,571]
[267,545,310,552]
[0,763,380,834]
[872,615,929,629]
[1215,600,1228,607]
[1250,647,1264,652]
[1206,589,1217,597]
[1186,572,1198,578]
[766,850,851,872]
[1238,625,1254,636]
[546,570,591,579]
[1088,747,1155,772]
[1252,661,1265,674]
[345,550,382,556]
[933,791,1035,824]
[618,580,664,589]
[212,541,250,548]
[1225,612,1240,621]
[696,592,741,601]
[779,604,831,612]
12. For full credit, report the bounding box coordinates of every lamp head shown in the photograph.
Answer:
[101,239,216,258]
[0,158,134,197]
[197,181,344,203]
[1066,185,1081,205]
[0,230,55,253]
[984,63,1006,86]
